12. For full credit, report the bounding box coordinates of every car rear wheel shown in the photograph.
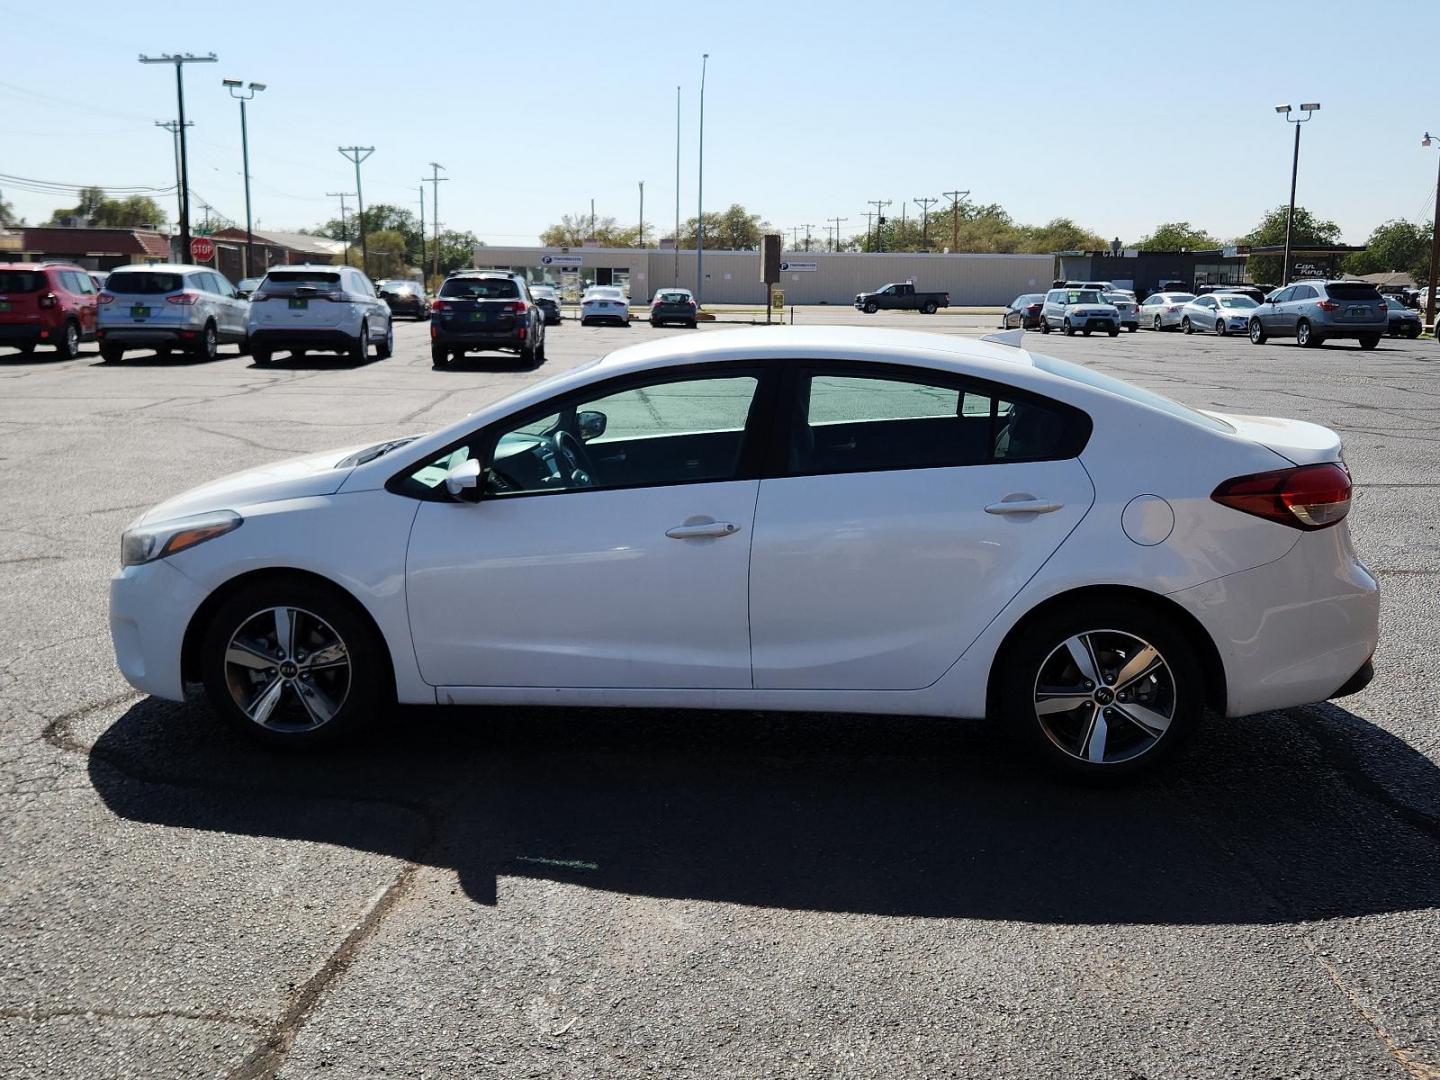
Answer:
[350,321,369,363]
[1297,319,1320,348]
[1152,315,1162,331]
[56,320,81,359]
[252,349,272,366]
[191,321,217,361]
[999,601,1203,781]
[1040,319,1050,334]
[376,321,393,360]
[1359,334,1379,350]
[1249,318,1266,344]
[1126,324,1137,332]
[100,344,124,363]
[430,343,449,368]
[200,577,385,748]
[921,301,937,315]
[1181,316,1193,334]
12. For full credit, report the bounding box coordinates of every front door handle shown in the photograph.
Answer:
[985,497,1063,515]
[666,521,741,539]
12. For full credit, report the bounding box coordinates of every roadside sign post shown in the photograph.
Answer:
[189,236,215,264]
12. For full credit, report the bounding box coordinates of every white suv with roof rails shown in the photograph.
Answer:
[97,264,249,362]
[246,265,393,366]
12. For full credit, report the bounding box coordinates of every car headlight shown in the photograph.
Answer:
[121,510,243,567]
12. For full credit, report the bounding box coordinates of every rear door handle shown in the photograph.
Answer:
[666,521,742,539]
[985,497,1063,515]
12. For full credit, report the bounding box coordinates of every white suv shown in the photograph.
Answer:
[246,265,393,365]
[1039,287,1121,337]
[97,264,249,362]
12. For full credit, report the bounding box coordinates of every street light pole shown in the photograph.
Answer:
[338,146,375,274]
[638,180,645,248]
[424,163,446,283]
[139,53,217,259]
[1275,102,1319,286]
[697,52,709,307]
[1423,133,1440,332]
[222,78,264,279]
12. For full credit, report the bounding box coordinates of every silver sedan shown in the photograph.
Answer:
[1180,293,1260,336]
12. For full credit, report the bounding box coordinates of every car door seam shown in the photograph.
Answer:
[745,479,762,690]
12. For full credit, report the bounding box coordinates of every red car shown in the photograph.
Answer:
[0,262,99,359]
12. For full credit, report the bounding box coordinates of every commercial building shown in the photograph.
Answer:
[1057,244,1368,296]
[466,244,1055,307]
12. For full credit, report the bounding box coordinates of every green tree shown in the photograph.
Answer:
[1343,219,1430,281]
[1136,221,1218,251]
[1240,205,1343,284]
[47,187,167,227]
[1018,218,1108,254]
[335,228,411,278]
[540,212,638,247]
[0,194,21,227]
[432,228,484,276]
[676,204,767,249]
[318,204,422,265]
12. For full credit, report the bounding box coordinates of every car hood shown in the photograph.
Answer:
[136,442,374,525]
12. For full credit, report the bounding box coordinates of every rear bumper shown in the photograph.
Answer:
[580,313,629,325]
[0,323,45,346]
[432,326,527,350]
[249,328,357,352]
[1315,320,1387,338]
[97,326,192,346]
[1330,658,1374,699]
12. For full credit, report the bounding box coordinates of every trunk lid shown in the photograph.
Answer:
[1205,411,1343,465]
[251,270,350,329]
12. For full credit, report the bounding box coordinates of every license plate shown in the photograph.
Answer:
[288,298,308,310]
[468,311,490,323]
[0,301,10,312]
[130,305,148,319]
[1348,306,1369,318]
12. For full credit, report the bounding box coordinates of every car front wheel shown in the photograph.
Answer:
[999,601,1203,780]
[193,321,218,360]
[1152,315,1162,331]
[1181,316,1193,334]
[200,577,385,747]
[1249,319,1267,344]
[377,321,393,360]
[1063,319,1075,336]
[1216,319,1226,335]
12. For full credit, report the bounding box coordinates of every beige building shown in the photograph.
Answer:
[468,244,1054,307]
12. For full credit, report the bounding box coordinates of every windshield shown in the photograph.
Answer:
[441,277,520,299]
[1066,291,1105,304]
[1031,353,1233,433]
[1218,295,1258,309]
[106,271,183,295]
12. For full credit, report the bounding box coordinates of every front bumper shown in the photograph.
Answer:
[249,328,358,353]
[1075,317,1118,331]
[110,558,209,702]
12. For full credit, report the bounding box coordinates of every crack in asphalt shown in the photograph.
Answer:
[1306,943,1440,1080]
[39,695,440,1080]
[0,1005,267,1030]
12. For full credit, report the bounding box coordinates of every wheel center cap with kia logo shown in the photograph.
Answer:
[279,660,299,680]
[1093,686,1114,705]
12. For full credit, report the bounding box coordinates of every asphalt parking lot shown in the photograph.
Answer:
[1,311,1437,1079]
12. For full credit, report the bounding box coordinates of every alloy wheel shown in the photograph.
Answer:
[1032,629,1176,765]
[1153,316,1162,331]
[223,606,352,732]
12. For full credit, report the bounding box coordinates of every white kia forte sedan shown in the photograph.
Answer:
[109,327,1378,778]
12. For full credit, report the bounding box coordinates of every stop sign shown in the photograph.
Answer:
[189,236,215,262]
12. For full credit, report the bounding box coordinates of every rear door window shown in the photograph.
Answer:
[105,271,183,295]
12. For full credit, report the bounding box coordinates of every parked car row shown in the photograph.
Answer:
[1003,278,1415,350]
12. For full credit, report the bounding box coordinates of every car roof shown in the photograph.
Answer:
[264,264,348,273]
[107,263,212,273]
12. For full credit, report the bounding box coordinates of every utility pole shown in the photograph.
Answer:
[139,53,217,260]
[222,78,265,279]
[914,196,938,251]
[326,192,355,265]
[943,189,969,253]
[866,199,891,252]
[154,120,191,230]
[198,200,215,234]
[828,215,847,252]
[638,180,645,248]
[799,223,815,252]
[418,184,426,285]
[862,210,875,250]
[790,226,801,249]
[1423,132,1440,330]
[674,84,681,285]
[338,147,375,274]
[423,162,446,282]
[697,52,710,307]
[590,197,596,240]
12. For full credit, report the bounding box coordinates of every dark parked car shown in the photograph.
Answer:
[529,284,563,325]
[1000,293,1045,330]
[854,282,950,314]
[235,276,262,300]
[429,271,545,368]
[1248,280,1388,349]
[377,279,427,320]
[0,262,99,358]
[650,287,698,328]
[1384,295,1422,338]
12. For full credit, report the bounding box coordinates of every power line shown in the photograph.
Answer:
[0,171,174,194]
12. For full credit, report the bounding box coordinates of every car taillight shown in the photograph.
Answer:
[1211,462,1352,531]
[505,301,527,314]
[1316,300,1339,312]
[431,299,449,312]
[97,293,115,305]
[38,292,58,309]
[166,292,199,305]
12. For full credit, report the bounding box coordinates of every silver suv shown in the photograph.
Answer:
[246,266,393,365]
[1248,280,1388,349]
[97,264,249,362]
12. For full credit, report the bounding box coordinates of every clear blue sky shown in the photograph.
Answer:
[3,0,1437,248]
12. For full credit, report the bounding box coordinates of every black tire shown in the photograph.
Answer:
[1107,327,1119,337]
[156,346,172,359]
[237,335,250,356]
[1152,315,1162,331]
[1181,316,1193,335]
[191,321,218,361]
[1405,325,1421,339]
[921,301,937,315]
[1040,319,1051,334]
[100,344,124,363]
[650,319,660,327]
[252,350,272,366]
[199,575,386,749]
[376,321,393,360]
[1249,318,1267,344]
[56,320,81,360]
[1297,319,1321,348]
[687,320,697,329]
[1063,319,1075,336]
[1082,327,1092,337]
[863,302,878,314]
[997,598,1204,781]
[1127,324,1137,332]
[430,343,450,368]
[1215,319,1226,336]
[13,342,35,356]
[350,321,369,363]
[1359,334,1379,350]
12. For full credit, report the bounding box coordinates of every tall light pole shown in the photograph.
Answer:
[338,147,374,274]
[139,53,217,259]
[696,52,709,307]
[1422,133,1440,331]
[638,180,645,248]
[221,78,264,278]
[673,85,681,285]
[1275,102,1319,286]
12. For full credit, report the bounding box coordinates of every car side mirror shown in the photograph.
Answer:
[577,410,607,441]
[444,458,482,500]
